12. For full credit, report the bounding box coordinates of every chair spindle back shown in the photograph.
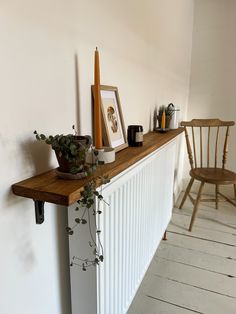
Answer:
[181,119,234,169]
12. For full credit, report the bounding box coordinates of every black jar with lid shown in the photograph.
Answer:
[127,125,143,147]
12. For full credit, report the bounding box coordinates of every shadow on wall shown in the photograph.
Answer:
[22,138,52,174]
[75,53,81,134]
[2,136,53,270]
[3,138,52,210]
[152,107,158,131]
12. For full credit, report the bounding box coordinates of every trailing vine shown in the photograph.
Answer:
[33,126,110,271]
[67,176,110,270]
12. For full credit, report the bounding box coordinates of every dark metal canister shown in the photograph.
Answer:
[127,125,143,147]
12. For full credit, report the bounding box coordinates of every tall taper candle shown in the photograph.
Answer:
[94,47,103,149]
[161,111,166,129]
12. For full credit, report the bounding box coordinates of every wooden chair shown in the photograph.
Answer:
[179,119,236,231]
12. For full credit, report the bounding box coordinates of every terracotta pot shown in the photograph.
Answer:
[55,135,92,173]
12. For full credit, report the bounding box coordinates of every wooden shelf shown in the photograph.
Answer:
[12,128,184,208]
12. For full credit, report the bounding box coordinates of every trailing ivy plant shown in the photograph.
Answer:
[34,125,110,271]
[67,175,110,271]
[34,126,92,174]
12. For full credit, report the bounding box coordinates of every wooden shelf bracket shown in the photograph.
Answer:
[34,200,45,224]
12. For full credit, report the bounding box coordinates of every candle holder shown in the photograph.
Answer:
[86,147,115,164]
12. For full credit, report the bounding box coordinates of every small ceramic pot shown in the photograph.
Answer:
[55,135,92,173]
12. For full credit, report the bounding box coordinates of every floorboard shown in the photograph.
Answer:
[157,243,236,277]
[127,192,236,314]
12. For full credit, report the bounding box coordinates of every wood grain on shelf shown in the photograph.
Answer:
[12,128,184,206]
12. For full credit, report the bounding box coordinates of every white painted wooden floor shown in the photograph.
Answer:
[127,192,236,314]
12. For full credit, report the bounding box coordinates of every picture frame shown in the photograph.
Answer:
[92,85,128,152]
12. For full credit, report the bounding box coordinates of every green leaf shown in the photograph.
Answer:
[45,139,52,144]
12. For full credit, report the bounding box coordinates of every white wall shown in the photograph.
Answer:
[186,0,236,180]
[0,1,194,313]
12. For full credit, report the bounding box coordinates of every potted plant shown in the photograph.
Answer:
[34,126,110,270]
[34,127,92,175]
[157,103,175,129]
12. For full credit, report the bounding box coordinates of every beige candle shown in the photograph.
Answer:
[94,47,103,149]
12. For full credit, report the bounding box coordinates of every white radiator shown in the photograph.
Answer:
[69,140,176,314]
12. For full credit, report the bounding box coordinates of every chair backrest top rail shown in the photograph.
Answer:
[181,119,235,127]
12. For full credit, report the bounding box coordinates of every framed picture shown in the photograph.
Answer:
[92,85,128,152]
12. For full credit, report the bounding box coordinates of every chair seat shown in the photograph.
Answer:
[190,167,236,184]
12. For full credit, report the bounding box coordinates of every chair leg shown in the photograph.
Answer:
[189,181,204,232]
[162,230,167,241]
[179,178,194,209]
[215,184,219,209]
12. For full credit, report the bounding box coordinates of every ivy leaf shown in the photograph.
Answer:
[66,227,74,235]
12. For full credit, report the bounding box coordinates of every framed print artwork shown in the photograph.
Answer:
[92,85,128,152]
